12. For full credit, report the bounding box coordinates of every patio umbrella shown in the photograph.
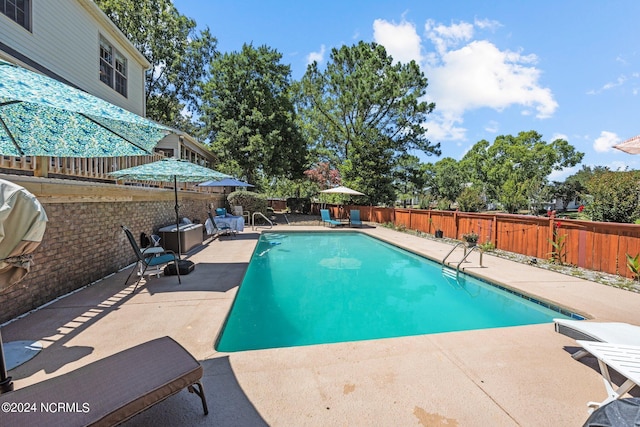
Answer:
[0,60,170,394]
[614,135,640,154]
[320,185,365,196]
[0,59,170,157]
[320,186,365,218]
[198,177,254,188]
[110,158,230,255]
[0,179,48,393]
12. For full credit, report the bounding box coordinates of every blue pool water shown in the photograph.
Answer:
[216,232,575,352]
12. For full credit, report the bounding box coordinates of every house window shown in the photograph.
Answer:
[1,0,30,30]
[99,36,127,97]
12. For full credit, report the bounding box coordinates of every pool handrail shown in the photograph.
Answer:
[252,212,273,230]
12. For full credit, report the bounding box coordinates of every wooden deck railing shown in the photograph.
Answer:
[0,154,221,194]
[0,154,167,179]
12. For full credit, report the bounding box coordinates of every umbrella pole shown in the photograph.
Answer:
[174,176,182,259]
[0,330,14,394]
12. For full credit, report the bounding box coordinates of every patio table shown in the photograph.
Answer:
[214,215,245,232]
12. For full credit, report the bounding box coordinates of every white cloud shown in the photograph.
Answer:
[484,120,499,133]
[424,19,474,56]
[306,45,326,65]
[372,19,422,64]
[474,18,502,31]
[587,74,635,95]
[371,18,557,142]
[548,165,580,182]
[550,133,568,142]
[593,131,620,153]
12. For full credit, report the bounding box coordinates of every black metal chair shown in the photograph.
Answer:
[122,225,181,293]
[206,211,234,238]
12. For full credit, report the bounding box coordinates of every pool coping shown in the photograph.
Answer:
[3,224,640,426]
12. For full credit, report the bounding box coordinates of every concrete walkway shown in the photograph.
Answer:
[3,224,640,426]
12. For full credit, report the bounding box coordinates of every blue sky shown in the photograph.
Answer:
[173,0,640,180]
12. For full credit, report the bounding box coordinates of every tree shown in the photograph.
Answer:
[456,186,485,212]
[200,44,308,184]
[460,131,583,213]
[393,154,428,207]
[96,0,217,127]
[299,41,440,204]
[550,180,581,211]
[304,162,341,190]
[430,157,466,207]
[585,170,640,223]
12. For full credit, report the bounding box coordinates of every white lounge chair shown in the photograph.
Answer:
[576,340,640,412]
[554,318,640,360]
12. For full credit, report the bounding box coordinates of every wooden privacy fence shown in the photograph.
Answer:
[315,204,640,279]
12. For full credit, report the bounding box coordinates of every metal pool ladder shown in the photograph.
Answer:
[442,243,483,276]
[252,212,273,230]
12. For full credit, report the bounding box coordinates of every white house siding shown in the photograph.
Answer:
[0,0,148,116]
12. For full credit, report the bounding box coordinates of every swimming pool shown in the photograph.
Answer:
[216,232,577,352]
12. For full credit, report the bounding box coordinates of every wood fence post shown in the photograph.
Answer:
[492,215,497,247]
[453,210,458,239]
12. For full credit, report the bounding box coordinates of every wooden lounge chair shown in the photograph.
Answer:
[0,336,208,426]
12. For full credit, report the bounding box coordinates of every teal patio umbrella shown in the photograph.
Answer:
[0,60,169,157]
[0,61,171,395]
[111,158,230,254]
[198,177,254,188]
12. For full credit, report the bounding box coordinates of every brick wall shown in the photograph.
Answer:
[0,177,225,323]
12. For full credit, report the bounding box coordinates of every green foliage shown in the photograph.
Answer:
[585,170,640,223]
[227,191,268,216]
[456,186,485,212]
[479,241,495,251]
[286,197,311,214]
[431,157,466,203]
[436,198,453,210]
[299,41,440,204]
[500,179,529,214]
[393,154,429,207]
[550,180,581,211]
[96,0,217,127]
[462,231,479,243]
[201,44,308,185]
[459,131,584,212]
[418,195,433,209]
[548,223,567,265]
[626,253,640,282]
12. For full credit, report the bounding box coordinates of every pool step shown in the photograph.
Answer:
[442,266,458,279]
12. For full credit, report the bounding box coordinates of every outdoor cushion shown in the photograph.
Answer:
[0,336,208,426]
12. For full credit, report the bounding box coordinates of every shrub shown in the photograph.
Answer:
[286,197,311,214]
[227,191,268,216]
[462,231,479,243]
[456,187,485,212]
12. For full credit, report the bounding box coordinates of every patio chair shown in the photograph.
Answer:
[350,209,363,227]
[207,211,234,238]
[575,340,640,411]
[554,318,640,360]
[122,225,181,293]
[320,209,342,227]
[0,336,208,425]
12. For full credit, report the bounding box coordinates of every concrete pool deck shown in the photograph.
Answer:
[2,223,640,426]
